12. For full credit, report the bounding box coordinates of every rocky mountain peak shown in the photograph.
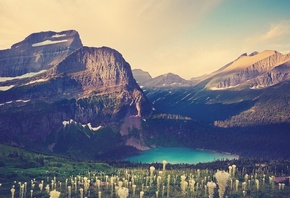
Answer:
[56,46,136,91]
[0,30,83,77]
[11,30,82,50]
[249,51,259,56]
[0,30,153,154]
[238,51,259,57]
[204,49,290,90]
[239,53,248,57]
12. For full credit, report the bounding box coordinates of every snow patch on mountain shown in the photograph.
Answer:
[87,123,102,131]
[16,99,30,103]
[62,119,102,131]
[210,85,239,90]
[250,85,267,89]
[181,93,192,100]
[0,70,47,82]
[0,85,14,91]
[32,39,68,47]
[51,34,66,38]
[0,99,30,106]
[25,78,49,85]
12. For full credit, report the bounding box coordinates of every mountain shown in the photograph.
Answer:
[203,50,290,90]
[132,69,152,85]
[132,69,207,87]
[141,72,193,87]
[190,74,209,85]
[250,60,290,89]
[0,31,152,159]
[142,50,290,128]
[141,67,290,157]
[1,30,290,159]
[0,30,82,77]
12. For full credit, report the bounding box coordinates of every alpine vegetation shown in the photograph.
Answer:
[214,170,231,198]
[1,158,289,198]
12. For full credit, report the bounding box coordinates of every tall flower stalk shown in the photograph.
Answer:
[162,160,167,172]
[214,170,230,198]
[207,181,216,198]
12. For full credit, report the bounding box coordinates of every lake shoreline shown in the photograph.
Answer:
[195,147,240,160]
[125,146,239,164]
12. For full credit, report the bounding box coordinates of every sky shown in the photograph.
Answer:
[1,0,290,79]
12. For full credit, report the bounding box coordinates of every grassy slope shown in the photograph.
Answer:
[0,144,112,182]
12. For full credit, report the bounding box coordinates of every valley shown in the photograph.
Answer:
[1,0,290,196]
[0,30,290,162]
[0,28,289,197]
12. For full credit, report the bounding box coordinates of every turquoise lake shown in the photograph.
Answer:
[125,147,238,164]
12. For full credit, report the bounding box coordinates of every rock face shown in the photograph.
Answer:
[204,50,290,89]
[55,46,153,119]
[57,47,136,92]
[250,61,290,89]
[0,30,82,77]
[0,31,152,156]
[0,46,152,120]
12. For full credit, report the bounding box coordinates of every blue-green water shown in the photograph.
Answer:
[126,147,238,164]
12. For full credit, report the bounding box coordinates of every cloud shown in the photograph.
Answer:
[260,21,290,41]
[245,20,290,45]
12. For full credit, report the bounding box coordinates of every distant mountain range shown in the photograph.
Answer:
[136,50,290,128]
[132,69,194,87]
[1,30,290,159]
[133,50,290,90]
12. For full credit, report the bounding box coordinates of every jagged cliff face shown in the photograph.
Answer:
[56,46,152,120]
[205,50,290,90]
[0,30,82,77]
[0,31,152,155]
[250,61,290,89]
[57,47,136,93]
